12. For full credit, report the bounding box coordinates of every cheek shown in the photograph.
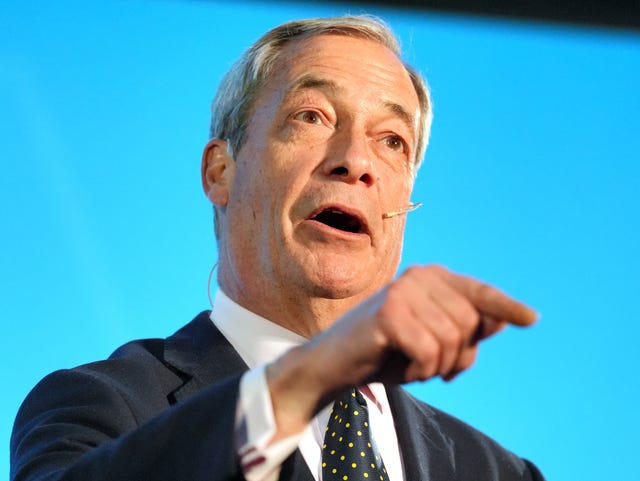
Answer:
[381,182,413,215]
[266,142,319,192]
[388,219,407,246]
[396,173,415,198]
[231,148,300,224]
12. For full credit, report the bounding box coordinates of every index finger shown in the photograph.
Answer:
[438,268,539,327]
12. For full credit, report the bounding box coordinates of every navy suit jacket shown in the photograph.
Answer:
[11,311,544,481]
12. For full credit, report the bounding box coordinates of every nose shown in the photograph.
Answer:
[321,129,376,187]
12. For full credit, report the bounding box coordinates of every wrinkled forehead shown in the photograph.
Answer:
[257,34,420,121]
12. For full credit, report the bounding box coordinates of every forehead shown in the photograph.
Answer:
[260,34,420,117]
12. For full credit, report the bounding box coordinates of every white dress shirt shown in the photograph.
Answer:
[210,289,405,481]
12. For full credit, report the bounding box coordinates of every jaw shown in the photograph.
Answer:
[216,218,403,338]
[286,225,399,298]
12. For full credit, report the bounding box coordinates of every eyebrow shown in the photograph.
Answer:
[286,74,340,97]
[285,74,417,138]
[382,100,417,138]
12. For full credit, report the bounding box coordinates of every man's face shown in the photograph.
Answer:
[219,34,420,311]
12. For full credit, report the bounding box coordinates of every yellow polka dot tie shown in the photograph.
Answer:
[321,388,388,481]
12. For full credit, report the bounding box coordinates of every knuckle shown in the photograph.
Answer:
[474,281,495,301]
[423,337,442,366]
[441,324,463,349]
[379,293,405,321]
[404,264,447,283]
[456,303,480,335]
[386,281,403,299]
[402,265,424,283]
[422,265,442,283]
[405,265,422,276]
[459,301,480,323]
[426,264,448,276]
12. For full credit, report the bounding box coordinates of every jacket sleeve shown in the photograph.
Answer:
[10,367,245,481]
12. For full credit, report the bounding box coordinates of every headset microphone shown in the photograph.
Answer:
[382,202,423,219]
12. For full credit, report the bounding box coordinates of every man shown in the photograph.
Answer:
[11,15,544,481]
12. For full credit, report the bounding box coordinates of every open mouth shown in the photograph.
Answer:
[310,207,367,234]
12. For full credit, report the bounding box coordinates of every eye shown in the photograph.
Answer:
[294,110,323,124]
[382,134,407,153]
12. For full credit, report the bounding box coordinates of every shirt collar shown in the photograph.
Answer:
[209,288,387,415]
[209,288,307,369]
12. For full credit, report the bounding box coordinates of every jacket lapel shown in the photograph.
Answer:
[163,311,315,481]
[163,311,249,403]
[387,386,456,480]
[279,449,315,481]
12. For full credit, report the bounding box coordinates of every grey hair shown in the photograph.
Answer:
[209,15,432,169]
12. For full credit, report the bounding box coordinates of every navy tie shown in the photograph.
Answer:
[322,388,388,481]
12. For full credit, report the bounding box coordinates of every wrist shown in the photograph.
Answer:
[265,344,331,442]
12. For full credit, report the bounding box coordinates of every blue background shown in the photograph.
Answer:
[2,1,639,479]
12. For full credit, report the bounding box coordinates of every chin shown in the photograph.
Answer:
[283,242,400,301]
[298,262,385,301]
[308,282,366,300]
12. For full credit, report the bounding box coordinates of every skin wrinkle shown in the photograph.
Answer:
[278,88,415,177]
[283,89,414,201]
[213,35,420,337]
[284,75,417,151]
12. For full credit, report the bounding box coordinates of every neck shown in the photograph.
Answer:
[217,263,372,338]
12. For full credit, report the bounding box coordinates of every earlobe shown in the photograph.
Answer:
[201,138,235,206]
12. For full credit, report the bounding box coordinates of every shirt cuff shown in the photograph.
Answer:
[237,365,307,481]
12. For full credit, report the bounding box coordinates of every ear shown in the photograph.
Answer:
[201,138,235,206]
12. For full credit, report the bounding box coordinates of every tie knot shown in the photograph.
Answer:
[336,388,366,411]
